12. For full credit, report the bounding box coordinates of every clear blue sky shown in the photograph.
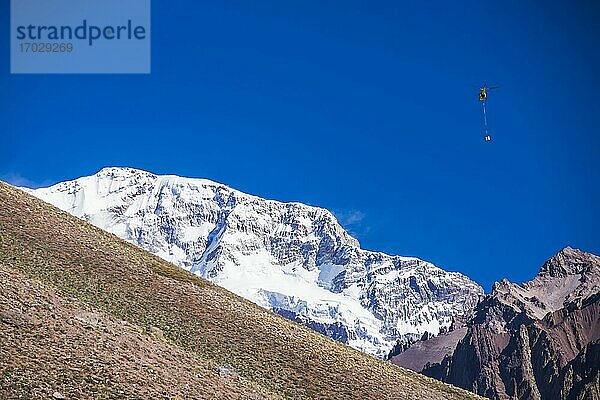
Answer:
[1,1,598,291]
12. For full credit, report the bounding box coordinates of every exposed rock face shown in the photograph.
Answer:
[558,339,600,400]
[273,308,350,343]
[25,167,483,357]
[390,327,468,372]
[392,247,600,400]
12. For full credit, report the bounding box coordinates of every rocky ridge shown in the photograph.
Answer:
[391,247,600,400]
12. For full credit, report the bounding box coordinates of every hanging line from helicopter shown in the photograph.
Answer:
[482,99,490,141]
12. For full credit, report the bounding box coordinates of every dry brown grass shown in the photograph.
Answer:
[0,265,276,400]
[0,181,483,400]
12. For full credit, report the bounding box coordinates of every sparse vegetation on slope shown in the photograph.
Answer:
[0,265,276,400]
[0,182,483,399]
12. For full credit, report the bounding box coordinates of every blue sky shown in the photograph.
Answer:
[1,1,598,291]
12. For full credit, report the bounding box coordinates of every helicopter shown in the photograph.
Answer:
[478,84,499,102]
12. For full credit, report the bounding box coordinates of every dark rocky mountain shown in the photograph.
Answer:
[391,247,600,400]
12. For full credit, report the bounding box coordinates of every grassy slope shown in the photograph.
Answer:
[0,265,275,400]
[0,182,482,400]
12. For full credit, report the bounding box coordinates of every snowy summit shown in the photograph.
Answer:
[25,167,483,357]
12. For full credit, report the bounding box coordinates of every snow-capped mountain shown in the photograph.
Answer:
[25,167,483,357]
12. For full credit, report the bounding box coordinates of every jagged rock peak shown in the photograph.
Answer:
[539,246,599,278]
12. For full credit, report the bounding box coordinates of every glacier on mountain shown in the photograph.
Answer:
[25,167,483,357]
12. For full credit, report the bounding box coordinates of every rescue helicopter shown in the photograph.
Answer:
[478,84,499,102]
